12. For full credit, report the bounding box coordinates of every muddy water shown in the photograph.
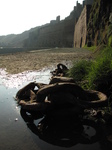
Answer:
[0,68,110,150]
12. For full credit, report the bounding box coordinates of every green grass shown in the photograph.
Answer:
[68,46,112,96]
[83,45,96,51]
[108,35,112,47]
[67,59,92,83]
[87,49,112,90]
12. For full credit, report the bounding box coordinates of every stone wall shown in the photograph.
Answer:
[34,19,76,48]
[24,0,93,49]
[74,5,91,48]
[24,1,83,49]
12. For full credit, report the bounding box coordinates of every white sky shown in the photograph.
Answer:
[0,0,83,36]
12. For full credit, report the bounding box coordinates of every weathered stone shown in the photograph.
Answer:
[74,5,91,48]
[24,1,86,49]
[87,0,112,46]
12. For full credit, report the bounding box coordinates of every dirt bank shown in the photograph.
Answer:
[0,48,92,74]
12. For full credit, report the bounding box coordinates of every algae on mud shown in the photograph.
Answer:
[0,48,92,74]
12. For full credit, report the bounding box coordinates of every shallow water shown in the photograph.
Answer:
[0,68,111,150]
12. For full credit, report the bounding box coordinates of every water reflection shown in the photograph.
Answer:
[0,68,112,150]
[0,68,52,89]
[20,108,102,148]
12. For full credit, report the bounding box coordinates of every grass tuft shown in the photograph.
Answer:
[68,46,112,96]
[67,60,92,82]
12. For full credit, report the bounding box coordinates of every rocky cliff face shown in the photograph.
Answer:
[87,0,112,46]
[74,5,91,48]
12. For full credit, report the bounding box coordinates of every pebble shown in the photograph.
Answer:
[15,118,18,121]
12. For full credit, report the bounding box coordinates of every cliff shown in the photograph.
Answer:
[87,0,112,46]
[74,5,91,48]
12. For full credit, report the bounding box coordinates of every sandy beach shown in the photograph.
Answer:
[0,48,92,74]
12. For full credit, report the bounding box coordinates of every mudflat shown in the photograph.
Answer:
[0,48,92,74]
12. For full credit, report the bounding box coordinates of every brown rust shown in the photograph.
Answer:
[16,76,107,113]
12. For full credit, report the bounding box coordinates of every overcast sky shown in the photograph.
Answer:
[0,0,83,36]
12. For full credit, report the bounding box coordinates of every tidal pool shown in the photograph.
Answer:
[0,68,111,150]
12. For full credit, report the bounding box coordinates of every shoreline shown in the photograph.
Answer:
[0,48,92,74]
[0,67,52,89]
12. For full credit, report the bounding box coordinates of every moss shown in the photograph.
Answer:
[108,35,112,47]
[67,60,92,82]
[83,45,96,51]
[68,46,112,96]
[87,0,112,46]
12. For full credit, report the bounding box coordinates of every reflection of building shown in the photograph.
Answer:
[24,0,94,49]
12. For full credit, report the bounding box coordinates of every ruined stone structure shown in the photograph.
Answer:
[24,0,93,49]
[74,5,92,48]
[24,1,84,49]
[33,18,76,48]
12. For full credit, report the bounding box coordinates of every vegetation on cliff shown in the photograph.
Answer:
[69,0,112,99]
[68,46,112,95]
[87,0,112,46]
